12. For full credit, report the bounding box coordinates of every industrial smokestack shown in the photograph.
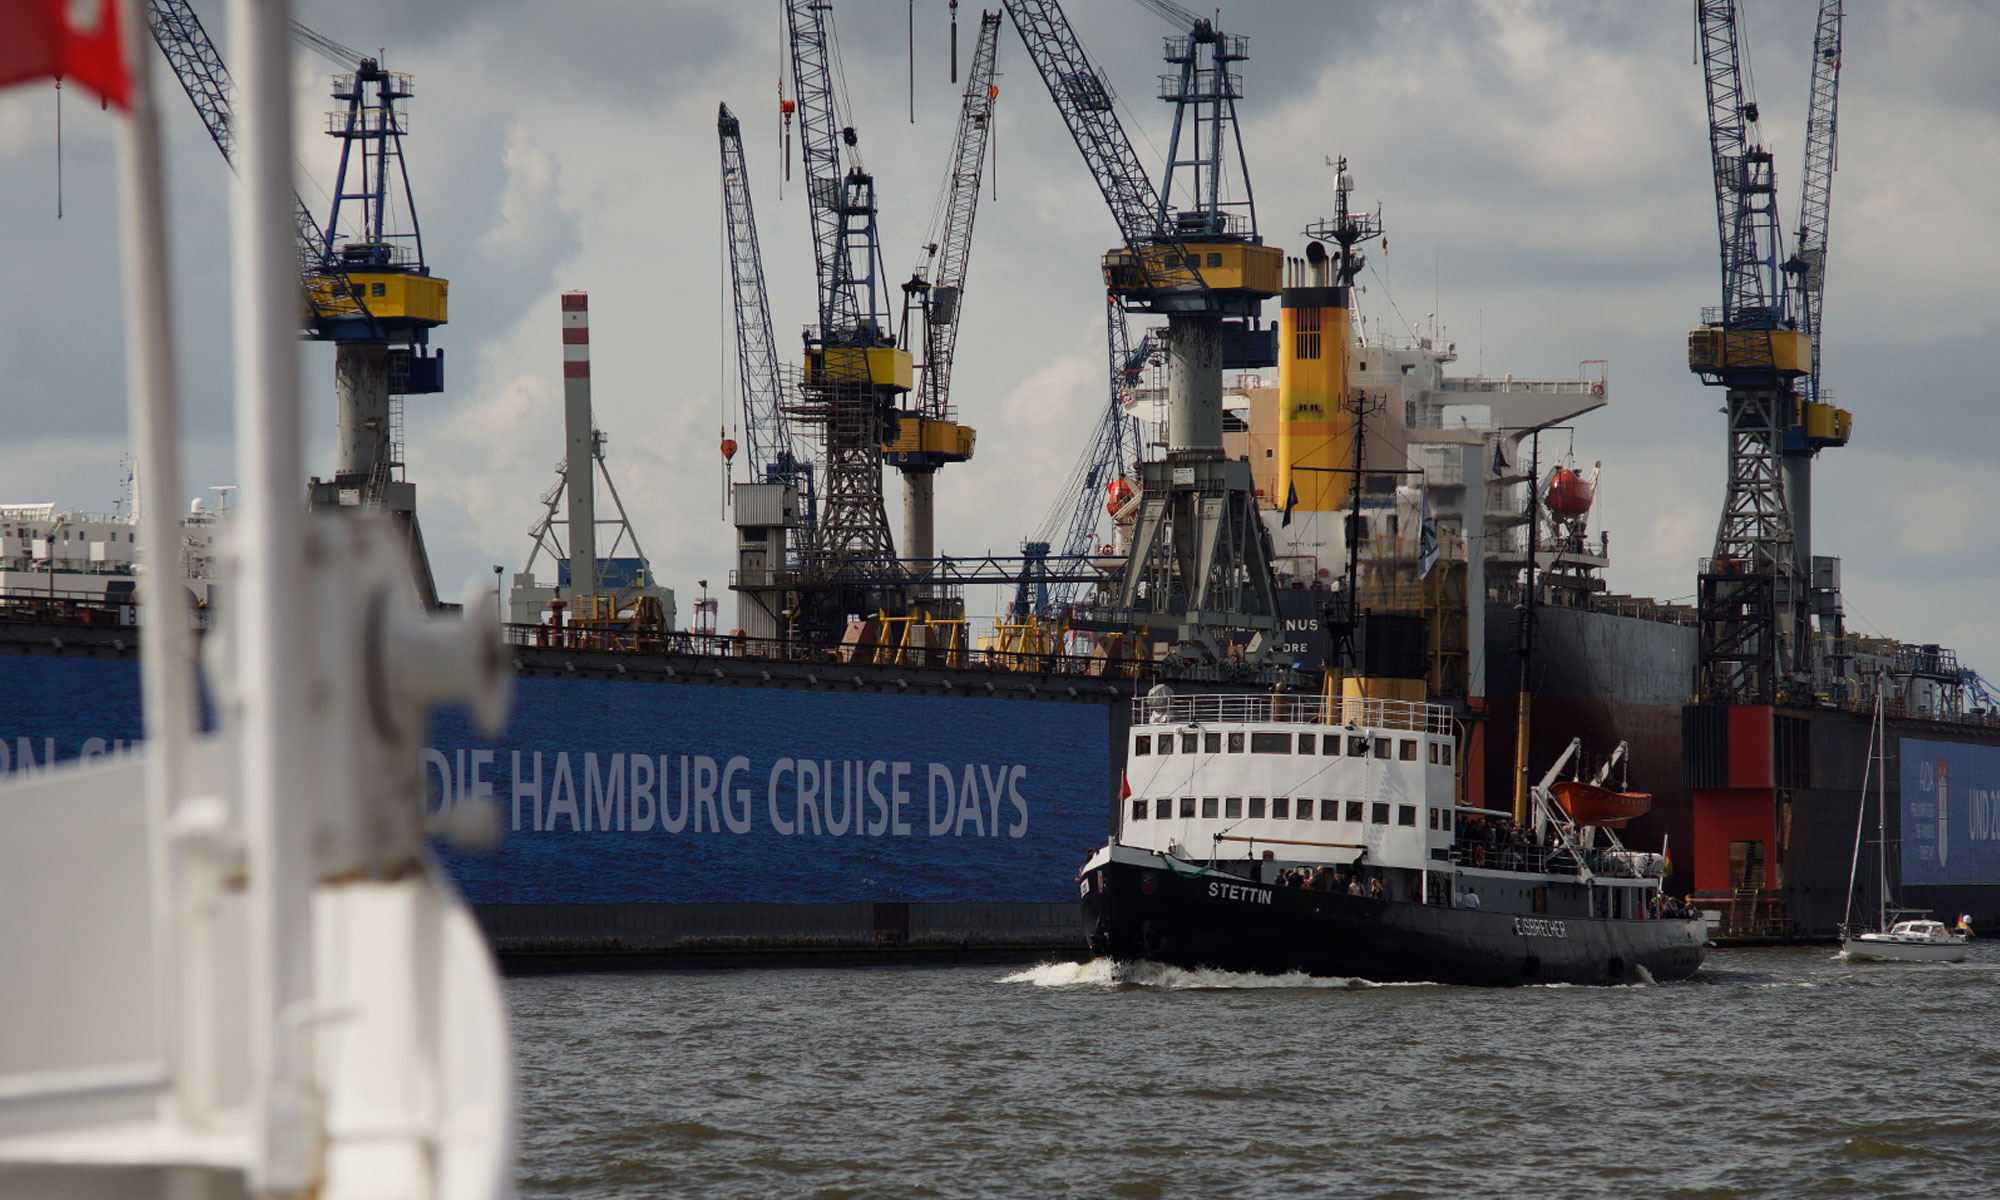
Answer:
[561,292,599,601]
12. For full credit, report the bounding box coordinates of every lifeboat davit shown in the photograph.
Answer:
[1545,467,1592,521]
[1550,780,1651,828]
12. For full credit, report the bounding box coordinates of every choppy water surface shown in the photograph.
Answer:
[509,948,2000,1198]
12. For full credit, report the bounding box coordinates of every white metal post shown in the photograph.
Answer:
[229,0,315,1190]
[111,0,194,1124]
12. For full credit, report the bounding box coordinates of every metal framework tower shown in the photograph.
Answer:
[889,10,999,571]
[786,0,905,568]
[1006,0,1283,664]
[1688,0,1849,703]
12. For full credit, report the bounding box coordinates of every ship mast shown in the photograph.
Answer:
[1512,431,1543,827]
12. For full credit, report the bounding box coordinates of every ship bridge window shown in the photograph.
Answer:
[1372,802,1391,825]
[1349,736,1369,757]
[1398,805,1417,827]
[1273,797,1290,819]
[1227,731,1245,753]
[1249,796,1267,818]
[1202,797,1220,819]
[1429,742,1439,765]
[1204,732,1223,754]
[1373,738,1392,760]
[1134,735,1151,755]
[1156,798,1172,820]
[1346,800,1364,823]
[1179,797,1195,819]
[1429,808,1440,830]
[1180,732,1198,754]
[1225,797,1242,819]
[1250,732,1291,754]
[1298,734,1315,754]
[1131,799,1147,821]
[1400,740,1418,761]
[1442,744,1454,767]
[1291,798,1308,821]
[1320,799,1340,821]
[1323,734,1342,756]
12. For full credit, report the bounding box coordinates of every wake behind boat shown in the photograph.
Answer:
[1079,686,1707,987]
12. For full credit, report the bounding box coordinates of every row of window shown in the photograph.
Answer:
[1131,795,1422,827]
[1,530,125,542]
[1133,730,1452,766]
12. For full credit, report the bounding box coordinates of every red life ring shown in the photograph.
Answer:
[1591,381,1605,396]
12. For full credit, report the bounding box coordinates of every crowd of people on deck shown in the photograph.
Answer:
[1276,865,1385,899]
[1453,813,1544,871]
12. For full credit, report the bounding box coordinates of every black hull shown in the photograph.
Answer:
[1082,856,1707,987]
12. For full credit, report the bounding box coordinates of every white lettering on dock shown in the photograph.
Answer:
[1208,881,1274,906]
[1513,917,1568,939]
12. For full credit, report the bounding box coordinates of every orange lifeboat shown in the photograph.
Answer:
[1105,477,1135,516]
[1550,780,1651,828]
[1544,467,1592,521]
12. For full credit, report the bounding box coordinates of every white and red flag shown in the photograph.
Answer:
[0,0,132,106]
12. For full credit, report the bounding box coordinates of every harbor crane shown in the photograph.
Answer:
[718,102,809,502]
[784,0,906,580]
[1004,0,1283,664]
[148,1,448,607]
[888,9,1000,579]
[1688,0,1849,704]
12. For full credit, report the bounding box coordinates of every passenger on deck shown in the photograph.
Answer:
[1347,875,1364,897]
[1463,888,1481,910]
[1368,876,1385,900]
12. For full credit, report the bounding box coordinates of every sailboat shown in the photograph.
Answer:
[1838,689,1970,963]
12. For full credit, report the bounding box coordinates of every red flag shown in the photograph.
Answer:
[1120,773,1131,801]
[0,0,131,108]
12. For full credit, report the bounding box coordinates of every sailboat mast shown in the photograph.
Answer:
[1842,689,1877,935]
[1876,694,1889,932]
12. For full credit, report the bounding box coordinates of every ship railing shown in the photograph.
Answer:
[1133,693,1453,734]
[501,622,1152,680]
[0,587,141,628]
[1445,841,1658,881]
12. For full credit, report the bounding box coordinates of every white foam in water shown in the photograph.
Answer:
[999,958,1419,990]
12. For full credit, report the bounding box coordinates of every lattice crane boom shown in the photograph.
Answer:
[1790,0,1844,408]
[912,10,1003,425]
[147,0,325,285]
[1694,0,1788,334]
[718,103,801,486]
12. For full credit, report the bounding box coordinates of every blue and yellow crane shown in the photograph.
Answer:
[148,1,447,605]
[1689,0,1849,703]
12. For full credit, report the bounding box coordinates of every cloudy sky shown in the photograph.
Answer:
[1,0,1995,678]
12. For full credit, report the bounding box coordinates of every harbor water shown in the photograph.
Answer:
[509,948,1999,1197]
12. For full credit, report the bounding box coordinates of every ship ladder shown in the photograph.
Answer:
[1730,841,1766,936]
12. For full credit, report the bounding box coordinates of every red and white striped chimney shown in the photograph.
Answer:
[560,292,597,598]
